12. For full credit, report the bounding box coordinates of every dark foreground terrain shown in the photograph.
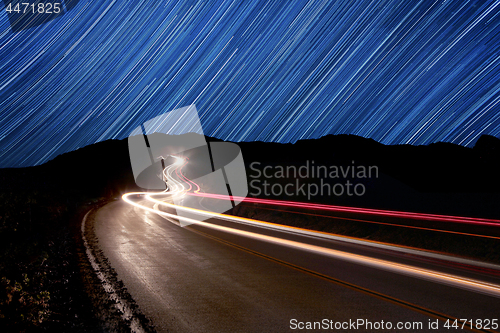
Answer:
[0,133,499,331]
[0,141,138,332]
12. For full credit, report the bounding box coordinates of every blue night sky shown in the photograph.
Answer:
[0,0,499,167]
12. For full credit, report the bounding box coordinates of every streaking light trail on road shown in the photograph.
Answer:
[122,157,500,299]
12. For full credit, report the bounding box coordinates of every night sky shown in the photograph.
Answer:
[0,0,499,168]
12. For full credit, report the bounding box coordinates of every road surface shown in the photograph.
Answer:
[90,196,500,333]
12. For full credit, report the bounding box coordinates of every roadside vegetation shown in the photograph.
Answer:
[0,189,104,332]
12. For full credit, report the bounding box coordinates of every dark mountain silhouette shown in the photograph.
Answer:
[0,133,499,217]
[237,134,500,192]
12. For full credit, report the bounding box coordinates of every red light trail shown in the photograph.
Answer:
[174,156,500,228]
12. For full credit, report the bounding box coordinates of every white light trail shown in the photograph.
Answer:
[122,157,500,299]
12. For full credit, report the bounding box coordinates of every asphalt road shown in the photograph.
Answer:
[92,198,500,333]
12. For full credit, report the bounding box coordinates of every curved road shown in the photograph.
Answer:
[91,197,500,333]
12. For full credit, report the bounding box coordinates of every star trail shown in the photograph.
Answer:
[0,0,499,168]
